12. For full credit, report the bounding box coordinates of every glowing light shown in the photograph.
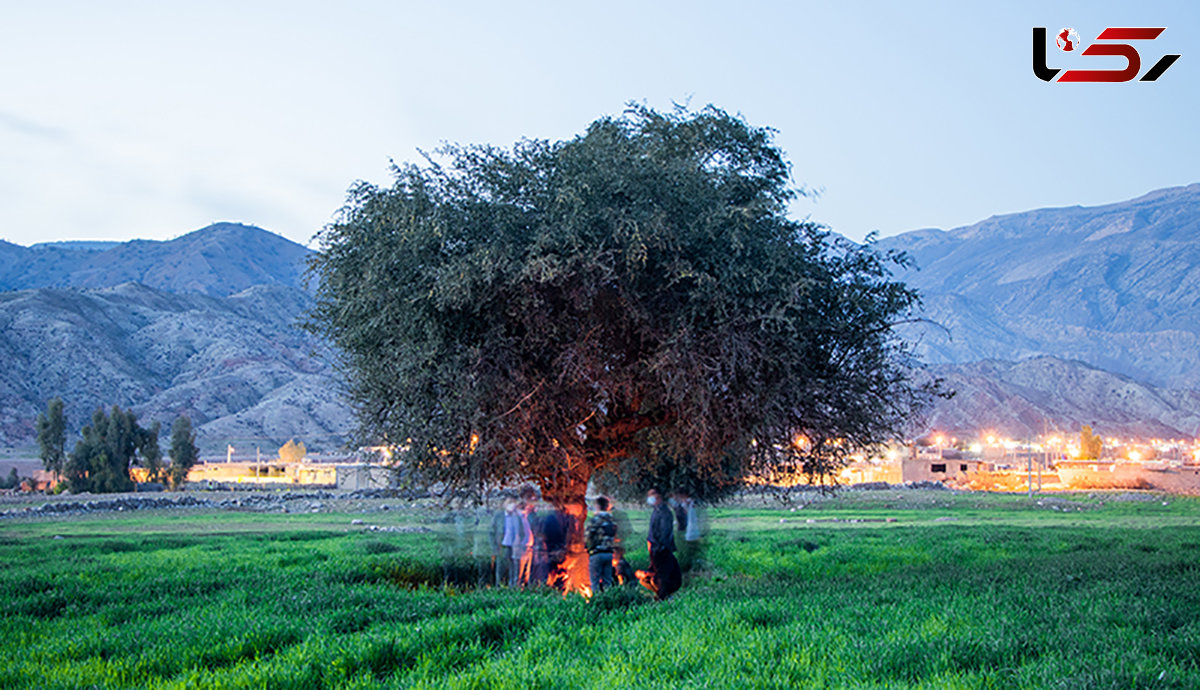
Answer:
[1128,450,1142,462]
[968,443,982,454]
[932,434,945,447]
[986,435,997,446]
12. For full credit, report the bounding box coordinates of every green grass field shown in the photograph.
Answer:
[2,490,1198,688]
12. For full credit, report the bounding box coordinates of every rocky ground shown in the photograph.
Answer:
[0,488,442,521]
[0,482,1173,523]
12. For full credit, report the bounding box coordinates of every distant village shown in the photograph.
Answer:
[846,431,1200,494]
[10,428,1199,497]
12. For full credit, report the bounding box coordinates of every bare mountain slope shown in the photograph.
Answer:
[0,223,311,297]
[880,184,1200,388]
[0,282,350,452]
[921,356,1200,439]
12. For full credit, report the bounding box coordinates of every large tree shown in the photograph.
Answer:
[308,104,934,503]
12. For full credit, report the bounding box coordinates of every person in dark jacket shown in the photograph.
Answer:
[541,503,570,590]
[646,489,682,600]
[585,495,618,592]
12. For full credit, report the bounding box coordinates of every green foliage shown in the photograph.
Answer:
[1,493,1198,688]
[307,104,935,501]
[35,397,66,476]
[0,467,19,490]
[139,421,163,483]
[168,416,198,490]
[63,405,158,493]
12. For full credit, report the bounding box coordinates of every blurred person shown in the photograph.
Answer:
[438,508,472,587]
[609,500,637,585]
[674,490,704,572]
[517,485,538,587]
[541,501,572,590]
[671,492,688,535]
[496,498,526,586]
[585,495,618,592]
[646,489,682,600]
[473,504,493,587]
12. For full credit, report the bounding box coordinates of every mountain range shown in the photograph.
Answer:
[0,223,311,297]
[0,224,349,453]
[1,186,1198,453]
[879,184,1200,438]
[879,184,1200,390]
[917,356,1200,440]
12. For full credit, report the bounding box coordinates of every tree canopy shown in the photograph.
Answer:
[307,104,934,502]
[64,405,159,493]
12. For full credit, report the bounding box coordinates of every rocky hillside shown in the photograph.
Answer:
[919,356,1200,439]
[0,223,311,297]
[0,222,350,454]
[879,184,1200,389]
[0,281,351,452]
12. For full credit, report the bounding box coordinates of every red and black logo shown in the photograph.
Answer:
[1034,27,1180,82]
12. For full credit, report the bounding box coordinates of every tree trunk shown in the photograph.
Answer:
[539,465,593,594]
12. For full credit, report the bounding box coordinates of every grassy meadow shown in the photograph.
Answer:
[1,490,1198,688]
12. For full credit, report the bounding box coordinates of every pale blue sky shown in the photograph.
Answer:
[1,1,1196,247]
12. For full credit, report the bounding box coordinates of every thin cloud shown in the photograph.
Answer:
[0,110,70,143]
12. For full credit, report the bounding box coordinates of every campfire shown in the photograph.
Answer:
[546,501,593,597]
[542,501,648,598]
[548,546,593,597]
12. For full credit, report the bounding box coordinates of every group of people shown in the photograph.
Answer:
[441,485,703,601]
[576,488,704,600]
[493,485,595,590]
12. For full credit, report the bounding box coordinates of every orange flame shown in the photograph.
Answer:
[545,501,593,598]
[548,545,593,598]
[634,568,657,594]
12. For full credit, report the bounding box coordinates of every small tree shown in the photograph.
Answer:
[168,416,199,490]
[1080,425,1103,460]
[278,439,307,464]
[2,467,18,490]
[139,421,164,483]
[36,398,67,479]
